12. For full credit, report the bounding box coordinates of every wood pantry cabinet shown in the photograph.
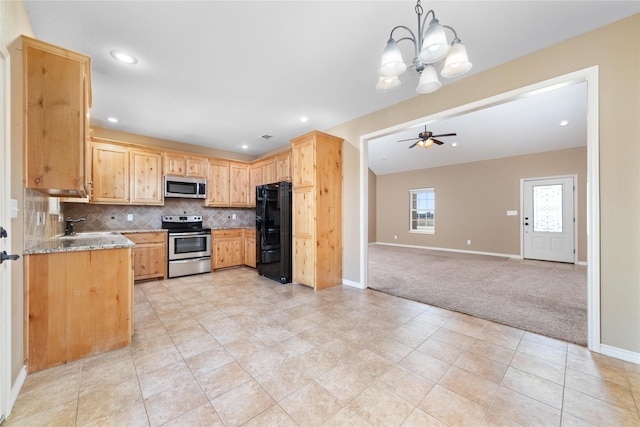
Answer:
[91,139,163,205]
[123,232,167,281]
[212,229,244,270]
[290,131,343,290]
[19,36,92,197]
[25,248,133,373]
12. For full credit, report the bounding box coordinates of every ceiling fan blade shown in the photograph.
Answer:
[398,138,419,142]
[431,133,457,138]
[408,141,419,149]
[432,139,445,145]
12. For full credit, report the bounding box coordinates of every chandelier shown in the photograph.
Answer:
[376,0,472,94]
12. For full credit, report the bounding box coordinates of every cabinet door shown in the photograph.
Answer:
[229,162,249,206]
[261,159,276,185]
[293,187,314,239]
[214,239,243,269]
[206,160,230,206]
[92,142,129,204]
[244,236,256,268]
[275,151,291,182]
[132,244,166,281]
[249,163,262,206]
[293,237,314,287]
[292,139,314,186]
[164,153,185,176]
[130,149,163,205]
[186,157,207,178]
[24,39,87,196]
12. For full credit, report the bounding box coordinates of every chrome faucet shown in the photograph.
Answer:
[65,217,86,236]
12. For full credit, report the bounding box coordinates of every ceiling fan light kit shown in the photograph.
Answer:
[377,0,472,94]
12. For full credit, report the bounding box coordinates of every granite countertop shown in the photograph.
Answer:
[24,232,135,255]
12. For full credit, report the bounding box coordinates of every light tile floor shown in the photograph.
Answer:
[6,268,640,426]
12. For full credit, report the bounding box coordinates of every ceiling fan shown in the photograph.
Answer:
[399,125,457,149]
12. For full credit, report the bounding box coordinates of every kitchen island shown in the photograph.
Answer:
[24,232,134,373]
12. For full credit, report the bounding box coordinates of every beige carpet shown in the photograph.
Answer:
[368,244,588,345]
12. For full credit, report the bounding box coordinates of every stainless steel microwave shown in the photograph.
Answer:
[164,175,207,199]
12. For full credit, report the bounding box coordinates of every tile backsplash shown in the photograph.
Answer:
[63,198,255,232]
[24,189,65,249]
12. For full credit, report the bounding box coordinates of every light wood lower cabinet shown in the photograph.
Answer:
[25,248,133,373]
[244,229,256,268]
[212,229,244,270]
[211,229,257,270]
[123,232,167,281]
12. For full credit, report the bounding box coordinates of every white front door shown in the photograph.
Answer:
[523,176,576,263]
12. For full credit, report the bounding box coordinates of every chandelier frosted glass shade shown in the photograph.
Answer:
[375,1,471,95]
[378,38,407,77]
[441,40,473,78]
[418,18,451,64]
[416,65,441,94]
[376,75,402,92]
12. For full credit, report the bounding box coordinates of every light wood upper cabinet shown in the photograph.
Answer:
[164,153,207,178]
[92,141,129,204]
[92,139,163,205]
[164,153,186,176]
[291,131,343,290]
[20,36,91,197]
[261,158,276,185]
[275,151,292,182]
[206,159,230,206]
[130,149,163,205]
[229,162,250,207]
[249,163,262,206]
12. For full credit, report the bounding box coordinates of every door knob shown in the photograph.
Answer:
[0,251,20,264]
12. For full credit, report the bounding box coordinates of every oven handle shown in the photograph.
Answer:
[168,231,210,237]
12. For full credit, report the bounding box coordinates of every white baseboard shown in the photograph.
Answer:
[599,344,640,365]
[7,365,26,418]
[373,242,520,259]
[342,279,364,289]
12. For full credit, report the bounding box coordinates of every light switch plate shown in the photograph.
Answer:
[507,210,518,216]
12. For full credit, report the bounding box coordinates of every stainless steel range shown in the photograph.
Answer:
[162,215,211,278]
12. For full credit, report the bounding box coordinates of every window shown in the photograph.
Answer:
[409,188,435,234]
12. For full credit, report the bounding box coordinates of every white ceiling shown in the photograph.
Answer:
[24,1,639,163]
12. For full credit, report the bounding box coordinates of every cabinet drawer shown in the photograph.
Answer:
[244,228,256,238]
[124,232,166,244]
[212,229,243,239]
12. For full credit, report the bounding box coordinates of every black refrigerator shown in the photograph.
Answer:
[256,181,292,284]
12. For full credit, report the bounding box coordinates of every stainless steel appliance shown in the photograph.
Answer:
[256,182,292,284]
[164,175,206,199]
[162,215,211,278]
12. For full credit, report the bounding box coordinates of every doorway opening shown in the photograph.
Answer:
[359,67,600,352]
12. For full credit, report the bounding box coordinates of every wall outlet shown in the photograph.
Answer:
[127,214,133,221]
[231,214,237,220]
[467,239,472,245]
[394,235,398,240]
[36,212,41,226]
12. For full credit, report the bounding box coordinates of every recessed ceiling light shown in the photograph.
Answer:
[299,116,309,123]
[451,142,458,147]
[110,50,137,64]
[241,144,248,150]
[559,120,569,127]
[107,117,119,123]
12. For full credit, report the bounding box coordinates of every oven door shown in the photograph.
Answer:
[168,231,211,260]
